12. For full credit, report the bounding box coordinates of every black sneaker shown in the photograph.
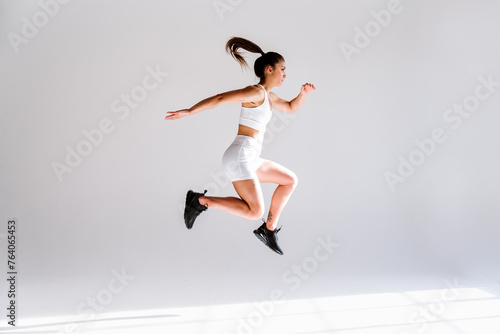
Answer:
[253,219,283,255]
[184,189,208,229]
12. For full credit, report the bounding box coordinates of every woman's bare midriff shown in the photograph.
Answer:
[237,124,260,139]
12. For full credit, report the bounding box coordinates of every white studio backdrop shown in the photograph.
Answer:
[1,0,499,325]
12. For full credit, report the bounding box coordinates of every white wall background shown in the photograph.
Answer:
[1,0,499,323]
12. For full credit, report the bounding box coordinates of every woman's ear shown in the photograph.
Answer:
[266,65,273,75]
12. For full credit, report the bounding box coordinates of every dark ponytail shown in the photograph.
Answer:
[225,36,284,81]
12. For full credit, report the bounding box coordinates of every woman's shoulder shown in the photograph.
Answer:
[242,84,265,96]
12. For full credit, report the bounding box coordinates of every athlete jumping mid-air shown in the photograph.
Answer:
[165,36,315,255]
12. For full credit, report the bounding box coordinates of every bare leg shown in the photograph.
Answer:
[265,183,296,230]
[255,159,299,230]
[198,178,265,220]
[198,196,251,218]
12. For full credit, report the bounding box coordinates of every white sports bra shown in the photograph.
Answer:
[238,84,273,132]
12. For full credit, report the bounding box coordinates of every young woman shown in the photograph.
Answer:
[165,37,315,255]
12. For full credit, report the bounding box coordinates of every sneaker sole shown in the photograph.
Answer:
[253,231,268,246]
[184,190,196,229]
[253,231,283,255]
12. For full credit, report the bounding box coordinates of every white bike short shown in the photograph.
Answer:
[222,135,264,183]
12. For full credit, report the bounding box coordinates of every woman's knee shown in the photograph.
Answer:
[246,204,264,220]
[288,171,299,188]
[232,178,265,219]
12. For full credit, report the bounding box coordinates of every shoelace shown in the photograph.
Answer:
[261,219,282,234]
[274,226,282,242]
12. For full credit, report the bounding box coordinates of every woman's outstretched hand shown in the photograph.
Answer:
[301,83,316,96]
[165,109,190,120]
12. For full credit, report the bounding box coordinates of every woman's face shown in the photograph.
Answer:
[274,61,286,87]
[266,61,286,87]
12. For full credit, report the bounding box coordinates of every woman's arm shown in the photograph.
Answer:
[270,83,316,114]
[165,85,263,120]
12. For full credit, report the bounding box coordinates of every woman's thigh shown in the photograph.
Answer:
[255,159,298,185]
[232,178,265,214]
